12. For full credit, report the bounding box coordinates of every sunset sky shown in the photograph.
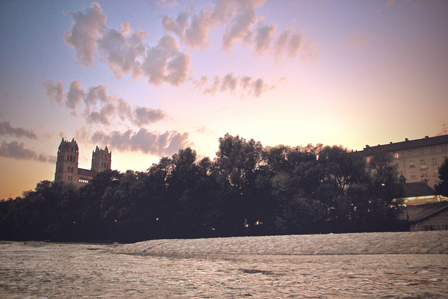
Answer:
[1,0,447,200]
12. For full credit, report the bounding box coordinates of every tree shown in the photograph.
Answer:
[348,152,405,232]
[435,157,448,196]
[213,134,264,235]
[78,170,123,241]
[313,146,367,230]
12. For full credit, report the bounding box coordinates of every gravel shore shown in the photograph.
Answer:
[1,231,447,298]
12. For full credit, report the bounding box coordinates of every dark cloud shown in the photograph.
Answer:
[97,25,147,78]
[274,29,289,60]
[220,72,238,93]
[239,76,265,97]
[116,98,133,121]
[64,1,309,94]
[142,35,190,86]
[192,76,208,89]
[252,78,264,97]
[85,85,108,106]
[85,102,116,125]
[253,24,277,55]
[166,52,190,86]
[160,0,306,60]
[240,76,252,91]
[44,81,167,127]
[42,80,64,106]
[163,0,265,51]
[274,29,302,61]
[221,0,262,50]
[64,2,107,66]
[200,73,267,97]
[66,81,85,110]
[0,121,37,139]
[0,140,56,163]
[134,107,165,126]
[287,33,302,58]
[65,3,191,87]
[162,9,190,42]
[91,128,190,156]
[184,7,214,49]
[203,76,221,96]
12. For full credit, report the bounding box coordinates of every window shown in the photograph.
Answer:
[443,146,447,152]
[432,158,437,165]
[67,155,69,161]
[410,172,416,178]
[68,166,71,172]
[420,159,426,166]
[419,149,424,155]
[366,157,371,163]
[434,170,439,177]
[408,150,413,157]
[79,178,90,183]
[394,153,399,159]
[431,147,436,154]
[409,161,414,168]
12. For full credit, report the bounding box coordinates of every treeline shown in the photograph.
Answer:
[0,134,407,243]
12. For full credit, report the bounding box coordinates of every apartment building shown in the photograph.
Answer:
[360,134,448,188]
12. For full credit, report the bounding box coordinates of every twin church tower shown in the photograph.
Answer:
[54,138,111,187]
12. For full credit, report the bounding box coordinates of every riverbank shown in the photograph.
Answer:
[1,231,447,298]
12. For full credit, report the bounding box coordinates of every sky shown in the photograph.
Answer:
[1,0,447,200]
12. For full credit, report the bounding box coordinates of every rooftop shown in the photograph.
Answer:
[361,134,448,155]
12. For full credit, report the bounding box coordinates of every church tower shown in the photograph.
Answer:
[91,146,112,173]
[55,138,79,184]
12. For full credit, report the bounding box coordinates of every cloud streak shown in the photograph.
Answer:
[0,121,37,139]
[43,81,167,127]
[0,141,56,163]
[274,29,302,61]
[161,0,307,61]
[91,128,190,156]
[199,73,274,98]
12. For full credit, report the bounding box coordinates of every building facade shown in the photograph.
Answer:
[359,134,448,188]
[54,138,112,187]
